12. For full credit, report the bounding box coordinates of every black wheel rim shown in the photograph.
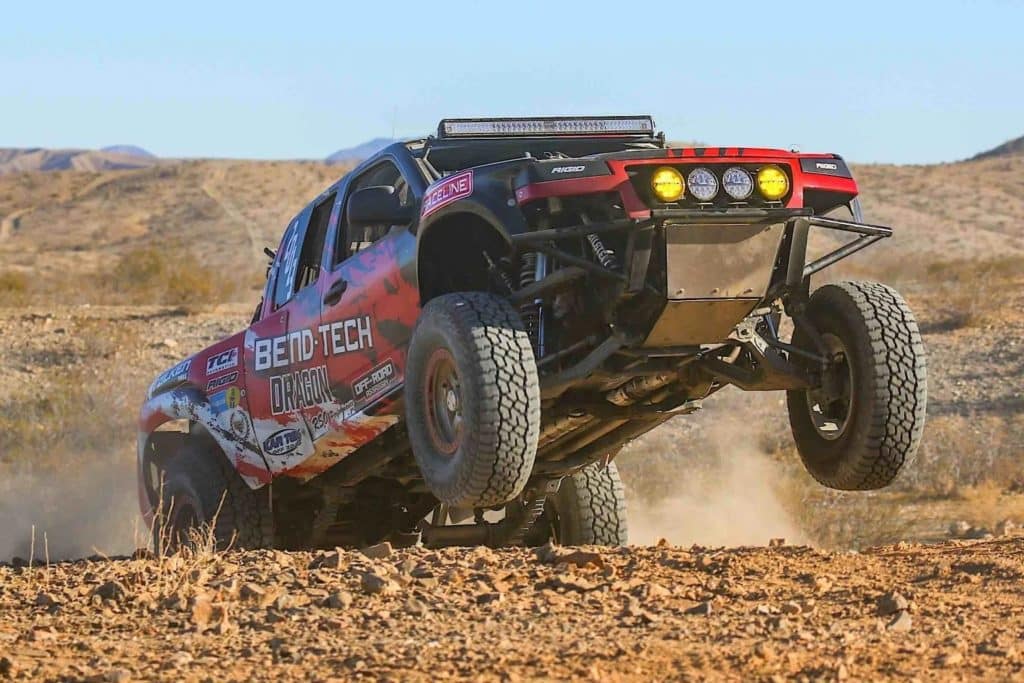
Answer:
[804,332,854,441]
[424,348,462,455]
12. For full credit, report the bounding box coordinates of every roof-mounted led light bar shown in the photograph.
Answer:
[438,116,655,138]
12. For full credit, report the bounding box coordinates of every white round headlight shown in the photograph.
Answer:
[687,167,718,202]
[722,167,754,200]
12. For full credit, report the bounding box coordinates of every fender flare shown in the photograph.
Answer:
[136,386,270,522]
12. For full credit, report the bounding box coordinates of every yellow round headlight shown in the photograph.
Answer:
[650,166,684,203]
[756,165,789,201]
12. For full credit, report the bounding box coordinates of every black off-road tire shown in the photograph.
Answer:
[531,462,629,546]
[406,292,540,508]
[154,440,274,552]
[787,281,927,490]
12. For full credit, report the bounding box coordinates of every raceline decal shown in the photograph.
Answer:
[254,316,373,371]
[421,170,473,218]
[352,359,398,404]
[271,365,336,416]
[205,348,238,376]
[263,428,302,456]
[206,371,238,392]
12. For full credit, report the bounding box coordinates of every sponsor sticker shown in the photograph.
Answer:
[254,316,373,372]
[421,170,473,218]
[152,358,192,390]
[209,386,242,413]
[228,409,250,438]
[308,406,339,439]
[263,428,301,456]
[815,162,838,171]
[352,359,397,404]
[550,165,586,174]
[270,365,336,415]
[206,348,239,376]
[206,371,238,392]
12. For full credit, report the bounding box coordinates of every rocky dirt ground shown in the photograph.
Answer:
[4,538,1024,681]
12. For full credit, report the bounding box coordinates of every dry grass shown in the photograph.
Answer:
[100,246,235,307]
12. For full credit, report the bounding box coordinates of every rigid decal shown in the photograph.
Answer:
[206,371,238,392]
[254,316,373,371]
[206,348,239,376]
[352,359,397,404]
[263,428,302,456]
[270,365,336,415]
[421,170,473,217]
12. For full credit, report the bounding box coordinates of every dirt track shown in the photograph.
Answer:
[3,538,1024,681]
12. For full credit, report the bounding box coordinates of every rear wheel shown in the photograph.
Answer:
[405,292,540,508]
[530,462,629,546]
[153,440,274,552]
[787,281,927,490]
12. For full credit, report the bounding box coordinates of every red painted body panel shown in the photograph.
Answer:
[515,148,858,216]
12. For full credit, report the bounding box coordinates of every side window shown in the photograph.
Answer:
[273,218,302,309]
[333,161,413,265]
[270,193,338,310]
[296,192,336,290]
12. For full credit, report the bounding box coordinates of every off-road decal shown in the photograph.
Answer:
[421,170,472,217]
[352,359,398,404]
[270,365,335,415]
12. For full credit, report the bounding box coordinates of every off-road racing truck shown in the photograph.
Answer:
[139,116,927,551]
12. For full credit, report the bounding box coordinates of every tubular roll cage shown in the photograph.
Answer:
[510,208,894,399]
[511,208,892,297]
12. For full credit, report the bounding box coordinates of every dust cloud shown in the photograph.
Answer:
[621,394,807,548]
[0,457,141,562]
[627,450,806,547]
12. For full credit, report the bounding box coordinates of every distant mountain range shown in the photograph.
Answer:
[0,146,158,175]
[2,133,1020,175]
[971,134,1024,161]
[325,138,394,165]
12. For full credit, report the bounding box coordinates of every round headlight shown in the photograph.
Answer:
[722,167,754,200]
[650,167,684,203]
[756,165,789,201]
[687,167,719,202]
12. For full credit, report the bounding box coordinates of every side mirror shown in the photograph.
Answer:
[346,185,414,227]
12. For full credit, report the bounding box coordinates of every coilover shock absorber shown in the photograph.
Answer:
[518,252,548,356]
[519,253,540,349]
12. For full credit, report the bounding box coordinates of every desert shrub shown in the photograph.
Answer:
[0,271,29,305]
[102,246,234,306]
[918,256,1024,329]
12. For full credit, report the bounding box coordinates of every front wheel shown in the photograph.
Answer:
[405,292,540,508]
[153,441,274,553]
[787,281,927,490]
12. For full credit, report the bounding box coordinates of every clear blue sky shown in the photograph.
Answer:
[3,0,1022,164]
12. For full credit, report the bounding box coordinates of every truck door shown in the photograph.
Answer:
[314,160,420,457]
[245,208,324,476]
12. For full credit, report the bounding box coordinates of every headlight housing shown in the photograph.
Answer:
[650,167,684,203]
[756,165,789,201]
[722,167,754,200]
[687,167,719,202]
